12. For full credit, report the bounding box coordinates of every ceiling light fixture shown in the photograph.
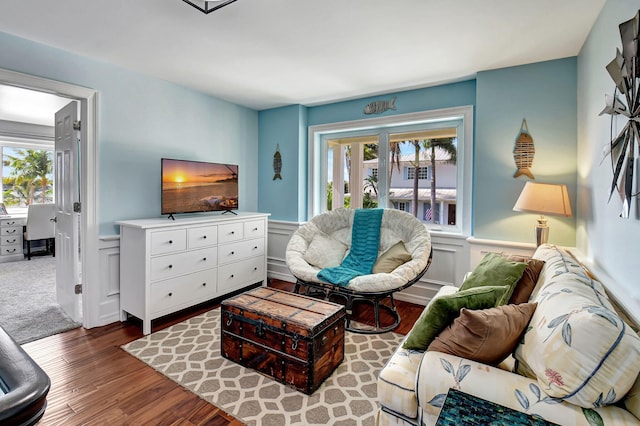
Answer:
[182,0,237,14]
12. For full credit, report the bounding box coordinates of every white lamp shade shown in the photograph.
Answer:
[513,182,572,217]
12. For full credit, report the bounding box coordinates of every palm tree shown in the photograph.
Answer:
[409,139,422,217]
[420,138,457,224]
[3,149,53,205]
[388,141,402,207]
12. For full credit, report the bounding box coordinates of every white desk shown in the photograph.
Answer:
[0,215,26,262]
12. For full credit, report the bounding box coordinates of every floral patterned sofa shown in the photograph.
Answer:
[377,244,640,425]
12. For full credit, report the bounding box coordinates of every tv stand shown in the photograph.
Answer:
[117,212,270,335]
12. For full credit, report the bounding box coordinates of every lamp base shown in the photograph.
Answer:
[535,216,549,247]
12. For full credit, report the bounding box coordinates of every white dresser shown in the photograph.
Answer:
[0,216,25,262]
[117,212,270,334]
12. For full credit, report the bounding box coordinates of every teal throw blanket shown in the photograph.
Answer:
[317,208,383,286]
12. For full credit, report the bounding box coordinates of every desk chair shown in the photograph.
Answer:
[23,203,55,260]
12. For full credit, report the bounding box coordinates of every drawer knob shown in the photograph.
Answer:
[231,251,235,255]
[230,274,234,278]
[7,230,15,234]
[254,267,257,271]
[203,235,207,239]
[169,240,173,244]
[231,231,235,235]
[168,264,173,269]
[202,282,207,287]
[253,227,258,231]
[168,292,173,297]
[253,246,258,249]
[8,239,16,243]
[203,257,207,261]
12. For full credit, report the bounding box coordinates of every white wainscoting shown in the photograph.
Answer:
[97,235,121,327]
[267,221,473,307]
[467,237,536,267]
[93,226,545,328]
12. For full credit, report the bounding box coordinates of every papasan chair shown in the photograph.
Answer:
[286,208,432,334]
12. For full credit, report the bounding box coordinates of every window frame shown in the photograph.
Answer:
[1,137,55,214]
[308,106,473,235]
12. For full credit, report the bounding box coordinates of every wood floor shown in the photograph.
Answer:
[23,280,424,425]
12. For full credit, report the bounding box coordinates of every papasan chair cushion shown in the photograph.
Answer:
[286,208,432,333]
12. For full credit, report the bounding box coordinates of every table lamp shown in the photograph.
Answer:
[513,182,572,246]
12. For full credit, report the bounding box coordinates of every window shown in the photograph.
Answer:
[1,142,54,215]
[407,166,430,180]
[308,106,473,234]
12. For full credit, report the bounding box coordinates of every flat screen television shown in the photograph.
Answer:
[161,158,238,217]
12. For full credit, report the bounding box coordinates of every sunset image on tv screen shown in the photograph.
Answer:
[162,159,238,214]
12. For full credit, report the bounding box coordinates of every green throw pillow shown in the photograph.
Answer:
[402,285,509,351]
[459,252,528,305]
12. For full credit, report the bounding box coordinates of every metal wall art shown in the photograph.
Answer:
[513,119,536,179]
[273,144,282,180]
[601,9,640,218]
[363,96,397,115]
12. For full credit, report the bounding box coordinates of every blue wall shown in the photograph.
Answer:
[258,80,477,222]
[258,105,307,222]
[576,0,640,305]
[259,61,578,249]
[475,58,578,247]
[0,31,259,235]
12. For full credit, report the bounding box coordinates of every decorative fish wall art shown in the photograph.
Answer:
[273,144,282,180]
[364,96,397,115]
[513,119,536,180]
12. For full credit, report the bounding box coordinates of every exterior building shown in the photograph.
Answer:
[363,147,457,225]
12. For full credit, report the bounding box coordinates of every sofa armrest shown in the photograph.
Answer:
[416,351,640,426]
[0,326,50,426]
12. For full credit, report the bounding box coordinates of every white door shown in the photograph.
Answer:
[54,101,81,322]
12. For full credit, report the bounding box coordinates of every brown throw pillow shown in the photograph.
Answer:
[427,302,538,365]
[372,241,412,273]
[502,255,545,305]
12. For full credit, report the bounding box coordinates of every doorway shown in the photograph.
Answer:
[0,67,99,329]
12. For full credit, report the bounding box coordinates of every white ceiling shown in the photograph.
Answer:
[0,0,605,116]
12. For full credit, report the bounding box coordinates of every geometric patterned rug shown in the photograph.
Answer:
[122,308,404,426]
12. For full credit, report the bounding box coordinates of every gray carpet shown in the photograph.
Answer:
[0,256,81,344]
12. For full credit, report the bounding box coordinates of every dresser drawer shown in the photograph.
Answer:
[1,235,21,245]
[150,269,218,316]
[218,238,265,265]
[0,218,25,227]
[1,244,22,256]
[150,229,187,255]
[1,226,22,237]
[150,246,218,281]
[244,220,265,239]
[188,225,218,249]
[218,222,243,243]
[217,256,265,292]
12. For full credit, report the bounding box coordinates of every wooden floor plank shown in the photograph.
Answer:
[20,279,423,425]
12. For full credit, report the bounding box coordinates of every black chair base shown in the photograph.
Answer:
[293,259,431,334]
[26,238,55,260]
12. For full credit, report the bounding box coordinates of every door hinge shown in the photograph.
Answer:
[73,120,81,131]
[73,202,81,213]
[75,284,82,294]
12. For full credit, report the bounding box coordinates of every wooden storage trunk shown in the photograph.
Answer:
[221,287,345,394]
